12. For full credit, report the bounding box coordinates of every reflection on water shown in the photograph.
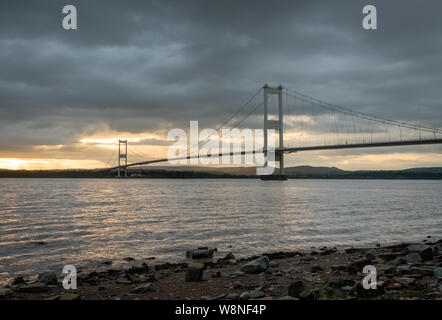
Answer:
[0,178,441,284]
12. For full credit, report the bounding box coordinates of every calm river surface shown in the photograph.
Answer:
[0,178,441,285]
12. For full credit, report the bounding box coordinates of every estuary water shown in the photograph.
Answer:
[0,178,441,285]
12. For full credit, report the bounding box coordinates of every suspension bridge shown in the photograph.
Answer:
[102,84,442,179]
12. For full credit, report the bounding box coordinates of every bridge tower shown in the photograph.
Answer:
[118,139,128,177]
[261,84,287,180]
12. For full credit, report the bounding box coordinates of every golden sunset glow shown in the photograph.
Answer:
[0,158,104,170]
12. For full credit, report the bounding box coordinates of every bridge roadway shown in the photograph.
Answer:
[109,138,442,170]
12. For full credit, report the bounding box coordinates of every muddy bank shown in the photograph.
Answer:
[1,238,441,300]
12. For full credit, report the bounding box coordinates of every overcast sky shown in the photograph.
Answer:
[0,0,441,170]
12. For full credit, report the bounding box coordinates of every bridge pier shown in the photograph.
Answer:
[261,84,287,180]
[117,139,128,177]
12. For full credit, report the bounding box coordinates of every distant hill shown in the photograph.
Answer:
[0,166,441,179]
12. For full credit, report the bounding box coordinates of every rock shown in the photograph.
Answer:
[116,278,132,285]
[375,264,395,274]
[273,296,300,300]
[186,247,217,259]
[185,263,205,282]
[101,260,112,265]
[240,256,269,274]
[365,250,376,261]
[346,259,371,274]
[233,281,243,289]
[379,252,404,261]
[127,262,149,274]
[341,285,353,292]
[11,276,27,285]
[411,267,434,276]
[0,287,13,298]
[287,280,305,298]
[202,293,226,300]
[396,277,415,287]
[211,271,221,278]
[124,257,135,261]
[434,267,442,278]
[131,282,153,294]
[331,265,346,272]
[13,283,49,293]
[286,266,303,275]
[59,294,80,300]
[37,271,57,285]
[404,253,423,264]
[353,281,385,298]
[239,291,249,300]
[311,265,323,273]
[396,264,411,275]
[328,278,355,288]
[392,257,406,265]
[234,271,245,277]
[299,288,320,300]
[248,290,265,299]
[224,252,236,260]
[225,293,239,300]
[407,244,434,261]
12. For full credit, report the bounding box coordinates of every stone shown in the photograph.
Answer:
[59,294,80,300]
[365,250,376,261]
[299,288,320,300]
[37,271,57,285]
[396,277,415,287]
[239,291,249,300]
[331,265,346,271]
[240,256,269,274]
[328,277,355,288]
[434,267,442,278]
[211,271,221,278]
[127,262,149,274]
[116,278,132,285]
[202,293,226,300]
[346,259,371,274]
[0,287,13,298]
[186,248,217,259]
[234,271,245,277]
[311,265,323,273]
[392,257,406,265]
[233,281,243,289]
[379,252,404,261]
[287,280,305,298]
[248,290,265,299]
[404,253,423,264]
[131,282,153,294]
[375,264,395,274]
[185,263,205,282]
[341,285,353,292]
[411,267,434,276]
[224,252,236,260]
[11,276,27,285]
[225,293,239,300]
[396,264,411,275]
[13,283,49,293]
[124,257,135,261]
[407,244,433,261]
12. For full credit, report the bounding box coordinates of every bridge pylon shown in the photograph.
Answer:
[261,84,287,180]
[118,139,128,177]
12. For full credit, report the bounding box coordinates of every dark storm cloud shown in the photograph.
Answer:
[0,0,442,153]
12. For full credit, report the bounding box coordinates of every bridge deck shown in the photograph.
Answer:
[111,138,442,169]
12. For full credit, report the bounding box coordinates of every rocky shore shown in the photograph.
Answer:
[1,238,441,300]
